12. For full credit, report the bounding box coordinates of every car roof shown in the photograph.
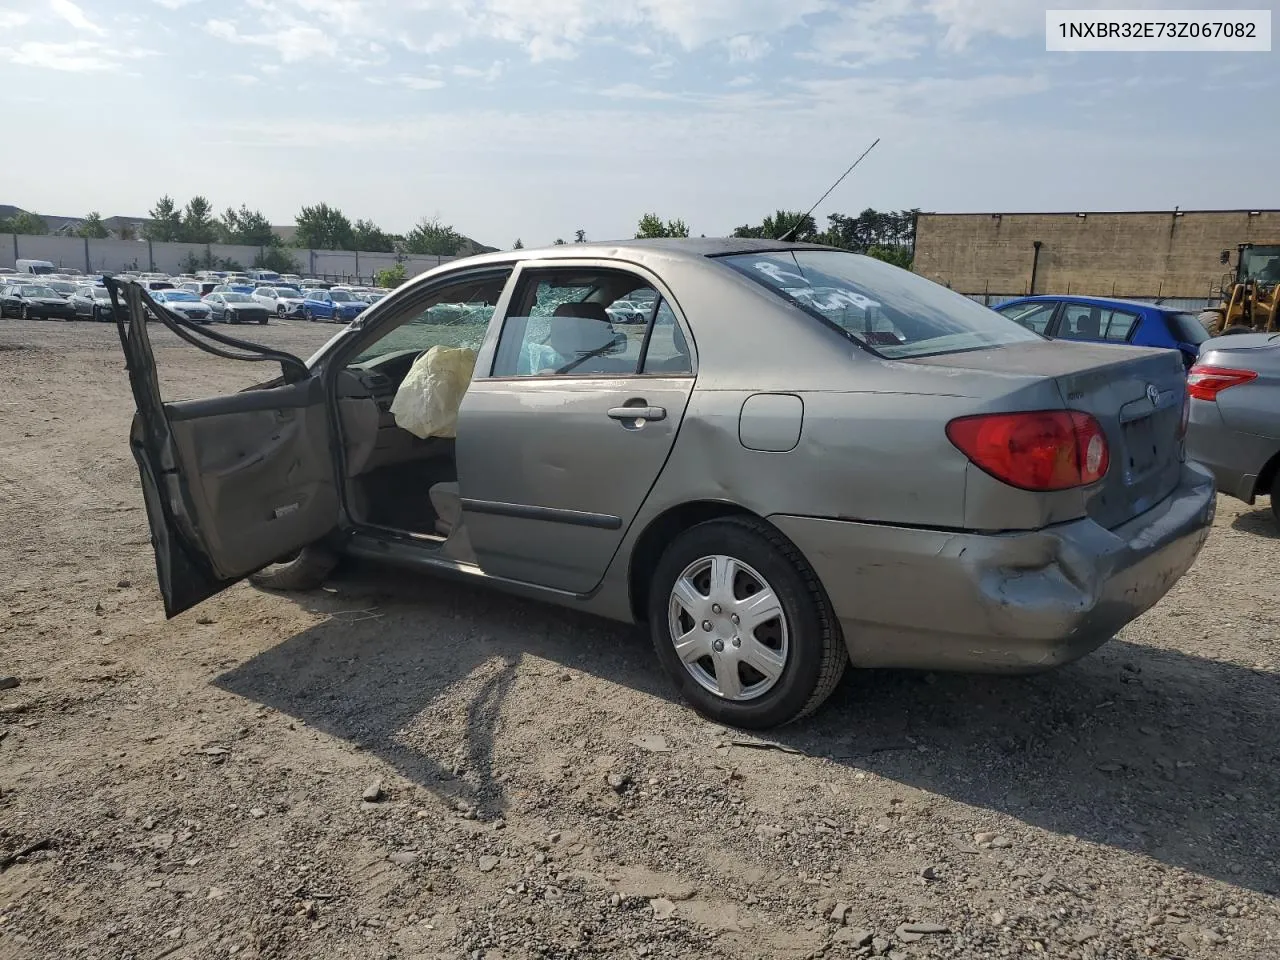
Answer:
[458,237,836,270]
[1006,294,1186,313]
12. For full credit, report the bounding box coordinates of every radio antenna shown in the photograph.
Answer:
[777,137,881,241]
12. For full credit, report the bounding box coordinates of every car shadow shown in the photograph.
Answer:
[216,562,1280,898]
[1231,506,1277,538]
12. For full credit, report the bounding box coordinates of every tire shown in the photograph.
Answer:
[1270,471,1280,527]
[303,308,313,321]
[249,543,339,592]
[277,305,287,317]
[229,313,240,325]
[647,516,846,729]
[258,315,268,324]
[21,305,30,321]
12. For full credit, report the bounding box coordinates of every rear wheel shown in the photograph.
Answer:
[21,305,30,321]
[258,315,268,325]
[249,544,339,591]
[277,304,287,317]
[647,517,846,729]
[1270,471,1280,526]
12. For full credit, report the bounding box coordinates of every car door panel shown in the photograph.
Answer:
[110,278,342,618]
[165,380,339,579]
[458,375,694,594]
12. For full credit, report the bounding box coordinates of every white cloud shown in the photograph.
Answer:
[453,60,504,82]
[204,17,338,62]
[2,39,118,71]
[230,72,260,85]
[806,0,929,66]
[153,0,204,8]
[725,34,770,63]
[395,74,446,90]
[49,0,103,34]
[727,74,755,88]
[0,10,31,29]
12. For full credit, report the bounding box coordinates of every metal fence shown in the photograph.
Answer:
[963,292,1218,312]
[1,234,458,283]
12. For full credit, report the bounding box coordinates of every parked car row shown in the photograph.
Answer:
[0,267,389,325]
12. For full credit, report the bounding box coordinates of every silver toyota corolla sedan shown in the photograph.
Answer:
[1185,333,1280,524]
[107,239,1215,729]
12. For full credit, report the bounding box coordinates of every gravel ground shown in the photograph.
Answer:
[0,317,1277,960]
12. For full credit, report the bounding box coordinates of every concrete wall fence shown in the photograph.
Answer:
[914,209,1280,300]
[1,234,457,280]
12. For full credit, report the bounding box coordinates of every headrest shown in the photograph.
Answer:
[546,315,619,358]
[553,301,611,324]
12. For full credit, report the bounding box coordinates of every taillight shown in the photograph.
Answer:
[946,410,1110,491]
[1186,364,1257,401]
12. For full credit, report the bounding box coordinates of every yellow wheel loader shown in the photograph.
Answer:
[1204,243,1280,336]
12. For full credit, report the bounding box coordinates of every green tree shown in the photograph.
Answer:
[553,238,566,245]
[145,195,183,242]
[732,210,816,242]
[221,205,279,246]
[375,263,407,288]
[574,228,587,243]
[78,211,109,239]
[352,218,394,252]
[253,248,300,273]
[864,244,913,269]
[635,213,689,239]
[512,238,524,249]
[404,216,464,256]
[294,203,355,250]
[181,196,218,244]
[118,223,136,241]
[10,211,48,235]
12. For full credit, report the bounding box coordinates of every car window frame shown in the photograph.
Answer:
[482,259,697,382]
[997,299,1061,336]
[1054,300,1142,343]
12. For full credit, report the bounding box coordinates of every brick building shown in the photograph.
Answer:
[913,209,1280,300]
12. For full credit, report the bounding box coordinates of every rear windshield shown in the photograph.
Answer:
[718,250,1041,359]
[1164,311,1209,345]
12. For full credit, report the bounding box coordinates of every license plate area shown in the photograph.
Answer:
[1121,415,1161,481]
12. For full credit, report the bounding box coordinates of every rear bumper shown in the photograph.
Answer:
[770,462,1216,673]
[1185,400,1277,503]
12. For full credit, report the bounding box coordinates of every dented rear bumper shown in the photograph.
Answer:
[769,461,1216,673]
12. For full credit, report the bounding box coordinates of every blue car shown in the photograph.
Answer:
[302,288,366,323]
[993,295,1209,370]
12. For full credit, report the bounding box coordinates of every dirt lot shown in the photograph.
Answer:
[0,317,1277,960]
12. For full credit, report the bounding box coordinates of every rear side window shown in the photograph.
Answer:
[1164,311,1209,345]
[718,250,1040,359]
[491,269,691,377]
[997,301,1056,334]
[1059,303,1139,342]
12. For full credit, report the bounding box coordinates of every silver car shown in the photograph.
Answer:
[1185,333,1280,523]
[106,240,1215,729]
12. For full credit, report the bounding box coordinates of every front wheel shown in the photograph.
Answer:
[303,308,313,321]
[647,516,846,729]
[277,305,287,317]
[249,544,339,591]
[21,305,30,321]
[258,316,269,325]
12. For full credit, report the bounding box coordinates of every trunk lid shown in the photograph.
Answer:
[910,341,1187,529]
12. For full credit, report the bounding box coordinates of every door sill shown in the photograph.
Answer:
[345,530,586,600]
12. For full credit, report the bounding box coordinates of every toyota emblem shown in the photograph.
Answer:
[1146,384,1161,407]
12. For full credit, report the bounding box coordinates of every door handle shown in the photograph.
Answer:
[608,405,666,422]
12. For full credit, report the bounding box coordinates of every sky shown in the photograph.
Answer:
[0,0,1274,247]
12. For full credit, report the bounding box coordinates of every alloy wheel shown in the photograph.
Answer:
[667,554,789,701]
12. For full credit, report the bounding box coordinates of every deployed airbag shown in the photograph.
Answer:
[390,346,477,439]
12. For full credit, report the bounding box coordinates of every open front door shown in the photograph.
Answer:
[110,279,342,618]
